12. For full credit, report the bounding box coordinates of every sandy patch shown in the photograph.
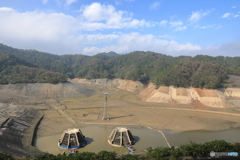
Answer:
[158,86,169,94]
[176,88,188,96]
[194,88,218,97]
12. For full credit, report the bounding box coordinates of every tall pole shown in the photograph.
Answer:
[102,93,110,120]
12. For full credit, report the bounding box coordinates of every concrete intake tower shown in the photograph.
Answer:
[108,127,135,147]
[58,128,87,149]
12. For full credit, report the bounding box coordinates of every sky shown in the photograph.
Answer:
[0,0,239,57]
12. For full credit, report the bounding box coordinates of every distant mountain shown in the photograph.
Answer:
[97,51,120,57]
[1,43,240,88]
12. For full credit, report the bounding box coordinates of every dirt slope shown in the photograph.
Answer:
[59,78,240,108]
[0,80,96,105]
[0,78,240,108]
[0,103,42,156]
[72,78,144,92]
[139,83,240,108]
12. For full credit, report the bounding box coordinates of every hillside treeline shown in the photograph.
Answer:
[0,52,67,84]
[1,43,240,88]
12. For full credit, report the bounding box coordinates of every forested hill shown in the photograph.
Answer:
[0,52,67,84]
[1,43,240,88]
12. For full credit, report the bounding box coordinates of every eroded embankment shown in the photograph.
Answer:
[0,80,97,105]
[139,83,240,108]
[0,103,42,157]
[72,78,240,108]
[72,78,144,92]
[2,78,240,108]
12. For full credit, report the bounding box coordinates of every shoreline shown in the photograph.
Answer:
[35,122,240,155]
[22,110,44,156]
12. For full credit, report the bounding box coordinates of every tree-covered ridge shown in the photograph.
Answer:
[159,61,228,89]
[192,55,240,75]
[1,43,240,88]
[0,52,67,84]
[97,51,120,57]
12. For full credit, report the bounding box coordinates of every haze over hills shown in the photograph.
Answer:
[0,43,240,89]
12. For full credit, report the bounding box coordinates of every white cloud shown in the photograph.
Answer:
[169,21,186,31]
[232,6,236,9]
[81,3,127,22]
[169,21,183,27]
[221,12,240,18]
[189,9,213,22]
[82,32,201,55]
[115,0,135,5]
[222,13,231,18]
[0,7,14,11]
[0,6,153,55]
[150,1,161,10]
[0,6,238,57]
[215,25,222,29]
[174,26,187,31]
[79,34,119,44]
[79,3,153,30]
[0,7,79,54]
[66,0,77,6]
[195,25,213,29]
[42,0,48,5]
[159,20,168,26]
[81,34,240,57]
[193,41,240,57]
[158,34,174,39]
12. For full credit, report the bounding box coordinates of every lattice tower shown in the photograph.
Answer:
[102,93,110,120]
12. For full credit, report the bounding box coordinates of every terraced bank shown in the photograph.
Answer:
[0,103,42,157]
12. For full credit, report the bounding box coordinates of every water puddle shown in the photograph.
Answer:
[164,128,240,146]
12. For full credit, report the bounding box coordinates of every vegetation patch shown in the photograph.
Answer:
[1,140,239,160]
[0,52,67,84]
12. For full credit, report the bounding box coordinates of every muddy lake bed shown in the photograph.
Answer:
[35,125,240,155]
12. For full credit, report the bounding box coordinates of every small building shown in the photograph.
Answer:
[108,127,135,147]
[58,128,87,149]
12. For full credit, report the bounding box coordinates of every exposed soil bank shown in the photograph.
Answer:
[0,103,42,157]
[139,83,240,108]
[1,78,240,108]
[0,80,96,105]
[73,78,240,108]
[72,78,144,92]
